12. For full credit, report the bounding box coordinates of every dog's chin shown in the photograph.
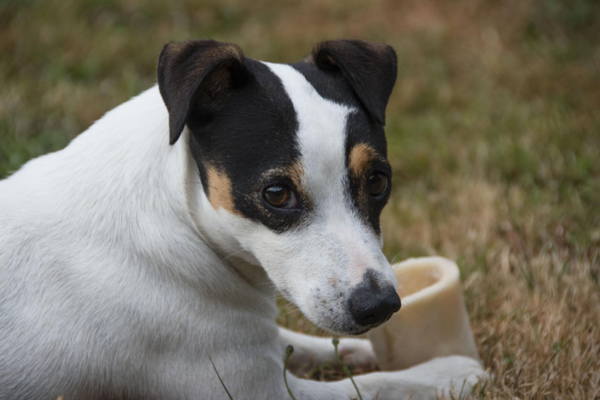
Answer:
[296,299,388,336]
[338,326,372,336]
[313,317,381,337]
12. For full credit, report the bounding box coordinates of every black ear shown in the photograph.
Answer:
[157,40,248,144]
[311,40,397,125]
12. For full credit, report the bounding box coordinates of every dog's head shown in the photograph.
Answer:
[158,39,399,335]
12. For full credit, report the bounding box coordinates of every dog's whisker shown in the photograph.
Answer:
[281,306,300,316]
[254,281,276,287]
[308,325,321,336]
[389,250,403,265]
[219,249,246,262]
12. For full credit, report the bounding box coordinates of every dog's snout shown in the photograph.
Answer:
[348,284,401,328]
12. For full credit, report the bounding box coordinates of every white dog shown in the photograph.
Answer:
[0,39,485,399]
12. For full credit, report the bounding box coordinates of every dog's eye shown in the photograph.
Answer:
[263,185,297,208]
[368,173,389,197]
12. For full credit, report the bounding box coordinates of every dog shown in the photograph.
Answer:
[0,39,485,399]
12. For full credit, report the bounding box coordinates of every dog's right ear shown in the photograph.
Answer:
[157,40,249,145]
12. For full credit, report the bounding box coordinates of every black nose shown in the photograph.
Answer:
[348,284,401,328]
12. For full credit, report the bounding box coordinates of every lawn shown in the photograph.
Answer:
[1,0,599,398]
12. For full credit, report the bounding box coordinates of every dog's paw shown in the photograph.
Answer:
[381,356,486,400]
[420,356,488,396]
[337,339,379,373]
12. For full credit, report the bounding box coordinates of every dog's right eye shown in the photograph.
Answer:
[263,185,298,209]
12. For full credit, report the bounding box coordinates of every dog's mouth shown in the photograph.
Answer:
[341,314,395,335]
[319,319,382,336]
[311,306,397,336]
[343,328,373,336]
[343,326,374,336]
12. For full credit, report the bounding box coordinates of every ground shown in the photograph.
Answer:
[0,0,599,399]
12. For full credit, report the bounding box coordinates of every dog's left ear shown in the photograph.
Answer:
[158,40,249,145]
[310,40,397,125]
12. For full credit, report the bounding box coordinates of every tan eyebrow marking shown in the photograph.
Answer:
[348,143,378,178]
[260,162,305,187]
[205,165,240,215]
[285,161,304,189]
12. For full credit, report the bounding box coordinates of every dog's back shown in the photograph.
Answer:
[0,88,166,399]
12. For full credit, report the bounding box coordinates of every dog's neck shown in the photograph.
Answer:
[179,125,275,295]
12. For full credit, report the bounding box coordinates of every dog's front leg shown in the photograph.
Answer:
[285,355,486,400]
[279,327,378,376]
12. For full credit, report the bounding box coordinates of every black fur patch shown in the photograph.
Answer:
[186,58,310,232]
[310,40,397,125]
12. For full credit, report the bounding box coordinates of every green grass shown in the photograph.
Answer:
[1,0,599,398]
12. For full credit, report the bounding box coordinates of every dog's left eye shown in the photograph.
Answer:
[368,173,389,197]
[263,185,298,209]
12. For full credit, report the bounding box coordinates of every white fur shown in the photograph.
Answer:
[0,79,485,399]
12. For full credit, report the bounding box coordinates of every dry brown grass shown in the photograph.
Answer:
[380,179,600,399]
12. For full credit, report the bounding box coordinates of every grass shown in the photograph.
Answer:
[332,338,363,400]
[284,346,298,400]
[1,0,599,398]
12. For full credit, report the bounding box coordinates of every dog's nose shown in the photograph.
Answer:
[348,284,401,328]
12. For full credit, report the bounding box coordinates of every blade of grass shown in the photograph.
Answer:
[209,356,234,400]
[332,337,363,400]
[284,345,298,400]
